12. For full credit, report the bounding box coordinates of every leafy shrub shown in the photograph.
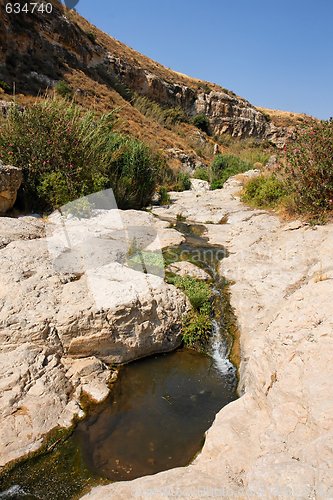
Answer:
[54,81,73,99]
[192,114,210,134]
[158,186,171,205]
[107,73,133,102]
[168,275,211,312]
[182,310,212,349]
[210,154,252,189]
[198,83,212,93]
[193,166,210,182]
[0,80,10,91]
[168,275,212,350]
[86,31,96,43]
[242,174,287,208]
[172,172,191,191]
[0,99,163,212]
[127,249,164,276]
[283,119,333,214]
[101,134,164,209]
[215,137,272,165]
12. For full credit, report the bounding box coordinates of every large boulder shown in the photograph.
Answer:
[0,162,23,214]
[0,208,189,468]
[85,173,333,499]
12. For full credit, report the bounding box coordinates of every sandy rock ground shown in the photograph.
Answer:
[85,174,333,499]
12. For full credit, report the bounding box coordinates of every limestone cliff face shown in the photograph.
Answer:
[92,52,274,140]
[0,0,289,144]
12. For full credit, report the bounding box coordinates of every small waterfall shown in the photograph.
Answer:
[210,319,236,377]
[0,486,29,498]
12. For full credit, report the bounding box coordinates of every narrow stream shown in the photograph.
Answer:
[0,220,238,500]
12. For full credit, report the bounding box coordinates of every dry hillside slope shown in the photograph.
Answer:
[0,0,307,167]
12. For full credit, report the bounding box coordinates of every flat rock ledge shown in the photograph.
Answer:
[166,261,210,281]
[84,173,333,498]
[0,209,188,470]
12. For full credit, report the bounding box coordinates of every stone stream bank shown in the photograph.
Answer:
[0,173,332,498]
[85,174,333,499]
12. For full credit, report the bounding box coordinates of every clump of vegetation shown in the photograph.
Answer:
[176,213,186,221]
[172,172,191,191]
[158,186,171,205]
[215,136,271,166]
[210,154,252,189]
[197,83,212,93]
[54,81,73,99]
[283,119,333,215]
[127,242,164,275]
[133,94,187,129]
[242,174,287,208]
[193,166,210,182]
[0,99,164,212]
[182,311,212,349]
[191,114,210,134]
[169,276,211,311]
[167,275,212,349]
[0,80,10,92]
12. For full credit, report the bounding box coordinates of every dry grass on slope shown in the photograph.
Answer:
[257,106,315,128]
[66,8,237,97]
[66,71,212,161]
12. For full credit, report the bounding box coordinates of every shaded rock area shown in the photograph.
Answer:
[0,209,188,469]
[0,162,22,214]
[85,174,333,498]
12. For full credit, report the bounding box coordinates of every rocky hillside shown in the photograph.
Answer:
[0,0,301,167]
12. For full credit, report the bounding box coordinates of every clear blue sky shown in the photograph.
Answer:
[75,0,333,119]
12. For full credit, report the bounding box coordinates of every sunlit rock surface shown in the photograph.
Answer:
[85,173,333,498]
[0,207,188,469]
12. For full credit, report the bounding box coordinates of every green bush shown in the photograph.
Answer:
[182,310,212,349]
[0,80,10,91]
[215,137,272,166]
[101,134,164,209]
[242,174,287,208]
[192,114,210,134]
[193,166,210,182]
[168,275,212,350]
[283,119,333,214]
[158,186,171,205]
[173,172,191,191]
[54,81,73,99]
[210,154,252,189]
[86,31,96,43]
[168,275,211,312]
[0,99,163,212]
